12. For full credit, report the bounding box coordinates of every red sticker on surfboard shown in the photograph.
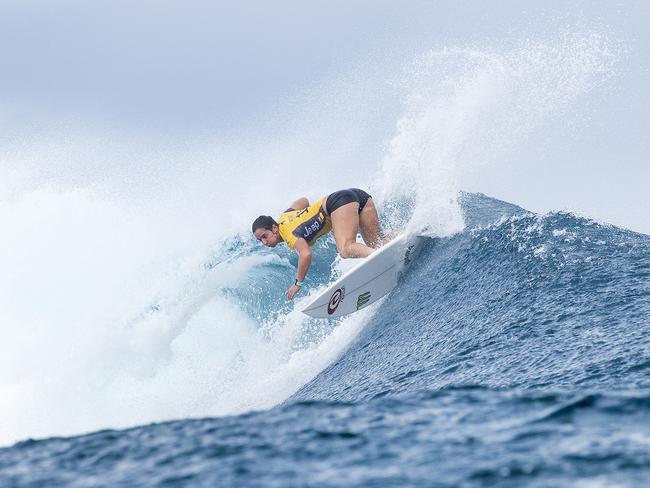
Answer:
[327,288,343,315]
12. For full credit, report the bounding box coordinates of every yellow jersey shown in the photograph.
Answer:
[278,198,332,249]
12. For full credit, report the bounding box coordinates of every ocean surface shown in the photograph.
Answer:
[2,8,647,485]
[1,192,649,487]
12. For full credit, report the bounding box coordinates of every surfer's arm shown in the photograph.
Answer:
[294,238,312,281]
[287,238,312,300]
[289,197,309,210]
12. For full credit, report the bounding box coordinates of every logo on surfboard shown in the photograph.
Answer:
[356,291,371,310]
[327,288,345,315]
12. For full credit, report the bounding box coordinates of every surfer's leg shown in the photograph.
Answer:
[330,202,374,258]
[358,198,382,248]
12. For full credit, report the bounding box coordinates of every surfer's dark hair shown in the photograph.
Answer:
[252,215,278,233]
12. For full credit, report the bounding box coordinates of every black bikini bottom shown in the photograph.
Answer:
[325,188,372,215]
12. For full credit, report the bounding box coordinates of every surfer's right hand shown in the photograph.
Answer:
[287,284,302,300]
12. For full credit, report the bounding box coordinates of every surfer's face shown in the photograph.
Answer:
[254,226,280,247]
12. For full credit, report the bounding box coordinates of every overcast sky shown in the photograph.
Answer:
[1,0,648,233]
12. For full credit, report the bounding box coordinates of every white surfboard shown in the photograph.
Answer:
[301,233,426,318]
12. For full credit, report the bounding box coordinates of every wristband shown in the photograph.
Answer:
[294,280,304,287]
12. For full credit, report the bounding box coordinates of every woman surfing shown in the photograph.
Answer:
[252,188,383,299]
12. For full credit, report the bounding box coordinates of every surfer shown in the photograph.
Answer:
[252,188,382,299]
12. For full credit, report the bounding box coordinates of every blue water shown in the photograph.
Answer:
[1,193,649,487]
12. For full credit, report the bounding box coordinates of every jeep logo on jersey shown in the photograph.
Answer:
[293,213,327,243]
[356,291,371,310]
[327,288,344,315]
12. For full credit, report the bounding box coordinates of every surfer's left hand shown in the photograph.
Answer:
[287,284,302,300]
